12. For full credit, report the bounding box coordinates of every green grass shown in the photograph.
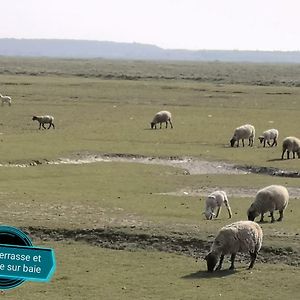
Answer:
[4,241,300,300]
[0,58,299,298]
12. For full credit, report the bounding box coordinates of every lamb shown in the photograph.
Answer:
[205,221,263,272]
[247,185,289,223]
[281,136,300,159]
[230,124,255,147]
[258,128,279,147]
[32,115,55,130]
[0,94,12,106]
[150,111,173,129]
[203,191,232,220]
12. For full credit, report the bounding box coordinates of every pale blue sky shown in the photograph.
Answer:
[1,0,300,51]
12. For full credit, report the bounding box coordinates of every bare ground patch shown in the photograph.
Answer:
[25,226,300,267]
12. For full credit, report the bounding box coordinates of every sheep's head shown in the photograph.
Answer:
[203,211,215,220]
[150,122,156,129]
[230,138,236,147]
[32,116,37,121]
[247,204,259,221]
[258,136,264,144]
[205,252,218,272]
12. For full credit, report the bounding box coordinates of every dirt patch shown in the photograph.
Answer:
[25,226,300,267]
[48,153,247,175]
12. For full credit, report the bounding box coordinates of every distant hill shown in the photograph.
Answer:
[1,38,300,63]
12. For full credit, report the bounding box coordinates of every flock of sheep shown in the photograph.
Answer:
[0,98,296,272]
[150,110,295,272]
[151,111,300,160]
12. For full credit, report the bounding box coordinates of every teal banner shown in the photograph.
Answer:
[0,244,55,282]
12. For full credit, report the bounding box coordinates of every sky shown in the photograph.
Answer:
[1,0,300,51]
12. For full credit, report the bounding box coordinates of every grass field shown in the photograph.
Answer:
[0,57,299,299]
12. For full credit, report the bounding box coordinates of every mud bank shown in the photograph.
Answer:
[25,226,300,267]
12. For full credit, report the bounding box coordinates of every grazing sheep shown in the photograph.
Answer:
[247,185,289,223]
[150,111,173,129]
[281,136,300,159]
[32,115,55,130]
[0,94,12,106]
[230,124,255,147]
[258,128,279,147]
[205,221,263,272]
[203,191,232,220]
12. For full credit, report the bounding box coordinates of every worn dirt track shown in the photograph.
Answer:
[25,226,300,267]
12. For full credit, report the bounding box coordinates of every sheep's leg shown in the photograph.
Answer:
[259,213,264,223]
[159,123,162,129]
[52,123,55,129]
[292,151,295,159]
[169,120,173,129]
[248,251,257,269]
[281,149,286,159]
[267,140,271,147]
[38,123,42,130]
[215,254,224,271]
[224,201,232,218]
[241,139,245,147]
[287,151,290,159]
[215,207,221,218]
[263,140,266,147]
[42,123,47,129]
[229,253,236,270]
[236,140,240,147]
[277,210,284,221]
[47,123,52,129]
[165,121,168,128]
[270,211,275,223]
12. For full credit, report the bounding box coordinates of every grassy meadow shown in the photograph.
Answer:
[0,57,299,299]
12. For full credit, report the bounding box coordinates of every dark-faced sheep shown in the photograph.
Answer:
[247,185,289,223]
[32,115,55,130]
[205,221,263,272]
[230,124,255,147]
[150,111,173,129]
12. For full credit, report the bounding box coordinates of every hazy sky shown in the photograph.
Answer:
[2,0,300,51]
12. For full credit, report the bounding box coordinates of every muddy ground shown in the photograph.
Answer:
[25,226,300,267]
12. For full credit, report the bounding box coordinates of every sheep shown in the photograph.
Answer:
[281,136,300,159]
[150,111,173,129]
[205,220,263,272]
[203,191,232,220]
[258,128,279,147]
[230,124,255,147]
[247,185,289,223]
[32,115,55,130]
[0,94,12,106]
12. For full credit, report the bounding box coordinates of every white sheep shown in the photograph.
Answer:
[203,191,232,220]
[230,124,255,147]
[32,115,55,130]
[247,185,289,223]
[258,128,279,147]
[205,220,263,272]
[281,136,300,159]
[0,94,12,106]
[150,111,173,129]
